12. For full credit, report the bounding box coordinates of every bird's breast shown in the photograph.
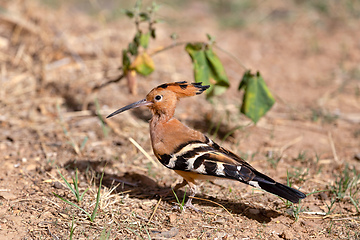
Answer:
[149,117,206,158]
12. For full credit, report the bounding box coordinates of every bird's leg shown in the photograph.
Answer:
[182,184,202,213]
[170,172,203,212]
[172,180,202,213]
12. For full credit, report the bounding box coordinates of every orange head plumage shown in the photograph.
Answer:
[107,81,210,119]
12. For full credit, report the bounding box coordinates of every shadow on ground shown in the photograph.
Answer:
[64,159,282,223]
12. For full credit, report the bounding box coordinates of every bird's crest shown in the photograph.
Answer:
[155,81,209,98]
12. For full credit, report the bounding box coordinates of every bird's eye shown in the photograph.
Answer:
[154,95,163,101]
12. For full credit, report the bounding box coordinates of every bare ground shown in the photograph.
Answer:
[0,0,360,239]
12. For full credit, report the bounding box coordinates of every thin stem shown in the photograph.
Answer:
[214,44,247,70]
[92,74,124,92]
[150,41,187,56]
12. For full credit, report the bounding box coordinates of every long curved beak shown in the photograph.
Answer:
[106,99,152,118]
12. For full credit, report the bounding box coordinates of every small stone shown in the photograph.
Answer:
[44,164,52,172]
[213,217,225,225]
[0,192,17,200]
[53,181,64,189]
[354,153,360,161]
[215,232,228,240]
[319,192,328,201]
[79,181,87,188]
[157,227,179,238]
[41,211,53,220]
[168,213,177,224]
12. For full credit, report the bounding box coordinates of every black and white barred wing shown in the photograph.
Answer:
[159,138,306,203]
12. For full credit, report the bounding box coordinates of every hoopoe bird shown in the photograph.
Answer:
[107,81,306,211]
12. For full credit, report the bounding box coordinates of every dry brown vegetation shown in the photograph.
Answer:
[0,0,360,239]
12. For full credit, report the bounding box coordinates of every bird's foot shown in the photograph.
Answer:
[172,199,202,213]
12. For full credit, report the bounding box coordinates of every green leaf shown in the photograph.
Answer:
[206,33,216,44]
[139,32,150,49]
[122,50,131,72]
[53,193,92,221]
[139,12,150,21]
[185,43,210,84]
[205,47,230,97]
[91,171,104,221]
[130,52,155,76]
[238,70,275,124]
[57,169,76,197]
[128,42,138,55]
[185,43,230,98]
[133,32,141,46]
[123,9,134,18]
[80,188,89,202]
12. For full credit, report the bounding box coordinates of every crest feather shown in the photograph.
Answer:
[155,81,209,98]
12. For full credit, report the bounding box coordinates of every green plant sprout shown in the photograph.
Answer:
[54,170,104,222]
[171,187,187,211]
[57,168,89,203]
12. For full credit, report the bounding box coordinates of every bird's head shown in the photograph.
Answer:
[106,81,209,119]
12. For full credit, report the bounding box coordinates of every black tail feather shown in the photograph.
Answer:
[257,181,306,203]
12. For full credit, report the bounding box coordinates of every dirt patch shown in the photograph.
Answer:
[0,0,359,239]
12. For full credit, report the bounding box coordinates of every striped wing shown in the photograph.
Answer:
[158,136,273,185]
[158,136,306,203]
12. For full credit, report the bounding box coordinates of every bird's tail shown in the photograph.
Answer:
[255,179,306,203]
[228,163,307,203]
[229,162,307,203]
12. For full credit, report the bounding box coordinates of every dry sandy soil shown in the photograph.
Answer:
[0,0,360,239]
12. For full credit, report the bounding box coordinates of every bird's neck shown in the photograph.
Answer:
[150,112,172,127]
[150,107,175,123]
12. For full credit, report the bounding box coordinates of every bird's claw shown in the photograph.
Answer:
[172,200,203,213]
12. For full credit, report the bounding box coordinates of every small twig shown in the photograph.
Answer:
[189,196,236,221]
[279,136,303,155]
[301,216,324,219]
[47,226,60,240]
[323,213,360,219]
[147,198,162,226]
[302,211,326,216]
[129,137,159,167]
[92,73,124,92]
[109,177,137,187]
[149,41,186,57]
[328,132,339,163]
[214,44,247,70]
[10,198,35,203]
[42,196,61,208]
[92,42,185,92]
[332,217,360,221]
[0,9,41,35]
[135,214,159,225]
